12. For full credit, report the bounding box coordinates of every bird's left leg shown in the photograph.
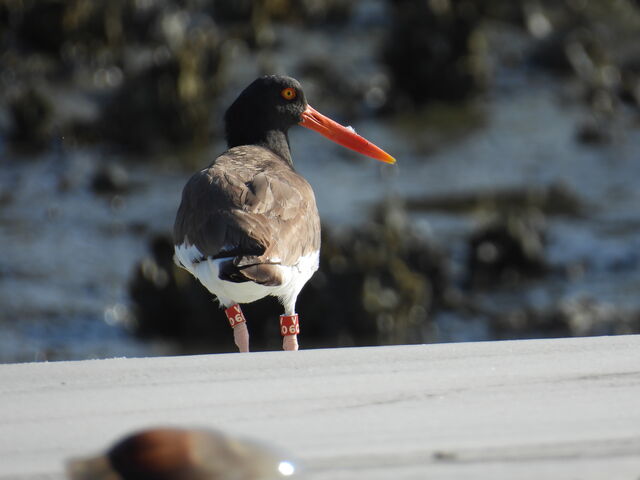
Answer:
[280,301,299,351]
[280,314,299,351]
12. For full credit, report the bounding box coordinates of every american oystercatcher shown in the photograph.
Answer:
[174,75,395,352]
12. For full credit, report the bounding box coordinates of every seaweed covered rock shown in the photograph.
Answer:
[381,0,488,111]
[0,0,363,154]
[7,87,53,152]
[299,202,448,346]
[95,6,225,153]
[9,0,68,55]
[467,214,547,288]
[90,163,130,195]
[523,1,640,137]
[99,51,220,153]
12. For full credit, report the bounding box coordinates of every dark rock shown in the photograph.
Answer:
[576,118,612,145]
[529,30,575,75]
[381,0,486,111]
[467,214,547,289]
[91,163,130,195]
[98,49,221,153]
[525,1,640,118]
[8,87,53,151]
[618,57,640,109]
[292,202,448,346]
[13,0,67,55]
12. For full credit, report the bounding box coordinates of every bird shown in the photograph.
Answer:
[173,75,395,353]
[66,427,296,480]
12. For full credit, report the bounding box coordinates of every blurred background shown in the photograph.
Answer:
[1,0,639,363]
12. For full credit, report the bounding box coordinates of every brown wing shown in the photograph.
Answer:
[173,145,321,283]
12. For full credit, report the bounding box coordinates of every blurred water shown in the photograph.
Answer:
[0,152,183,361]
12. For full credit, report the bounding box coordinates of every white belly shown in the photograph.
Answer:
[174,243,319,314]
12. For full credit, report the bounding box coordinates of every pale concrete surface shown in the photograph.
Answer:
[1,335,639,480]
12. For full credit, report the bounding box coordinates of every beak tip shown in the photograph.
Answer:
[377,152,396,165]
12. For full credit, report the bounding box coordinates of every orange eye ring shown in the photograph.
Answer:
[280,87,297,101]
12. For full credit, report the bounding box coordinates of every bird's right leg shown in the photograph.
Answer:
[224,304,249,353]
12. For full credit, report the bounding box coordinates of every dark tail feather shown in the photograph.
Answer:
[218,260,250,283]
[219,260,283,286]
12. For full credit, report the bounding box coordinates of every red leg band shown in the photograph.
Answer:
[225,304,246,328]
[280,314,300,336]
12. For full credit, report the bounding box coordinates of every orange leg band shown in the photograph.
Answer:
[225,304,246,328]
[280,314,300,336]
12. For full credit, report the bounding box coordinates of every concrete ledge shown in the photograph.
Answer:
[1,335,639,479]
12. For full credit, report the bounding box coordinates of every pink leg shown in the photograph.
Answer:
[282,334,298,351]
[280,314,300,351]
[233,322,250,353]
[224,304,249,353]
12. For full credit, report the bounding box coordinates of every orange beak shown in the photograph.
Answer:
[299,105,396,164]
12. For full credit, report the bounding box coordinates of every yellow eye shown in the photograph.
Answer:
[280,87,297,101]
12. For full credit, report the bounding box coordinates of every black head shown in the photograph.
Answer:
[223,75,396,166]
[224,75,308,163]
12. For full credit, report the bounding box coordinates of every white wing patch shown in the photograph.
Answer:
[175,243,319,315]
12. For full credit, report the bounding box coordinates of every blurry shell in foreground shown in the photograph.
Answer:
[66,427,297,480]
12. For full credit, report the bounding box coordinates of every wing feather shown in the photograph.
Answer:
[173,146,321,279]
